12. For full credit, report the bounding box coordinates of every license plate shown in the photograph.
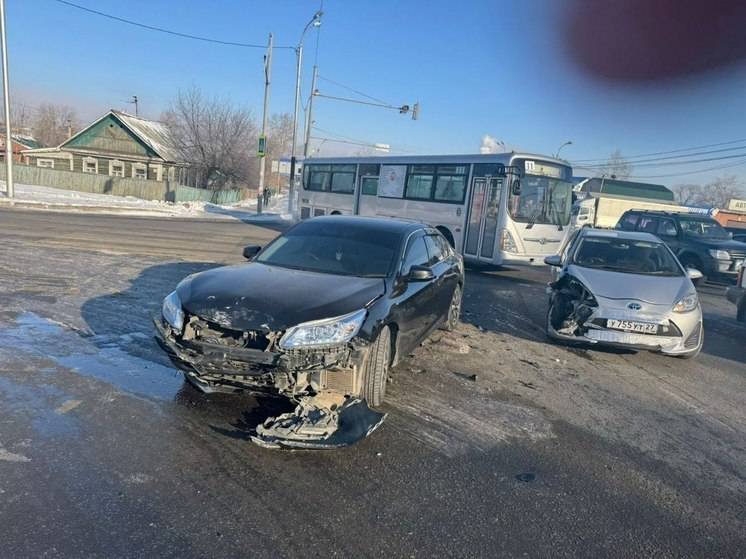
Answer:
[606,319,658,334]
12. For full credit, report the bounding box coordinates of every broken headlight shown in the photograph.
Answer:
[673,292,698,313]
[279,309,366,350]
[162,290,185,332]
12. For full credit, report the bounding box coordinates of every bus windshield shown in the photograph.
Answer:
[509,175,573,226]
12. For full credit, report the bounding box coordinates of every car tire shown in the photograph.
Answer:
[442,284,462,331]
[361,326,391,408]
[679,255,706,286]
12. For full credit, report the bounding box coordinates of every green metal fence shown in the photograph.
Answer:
[0,163,250,205]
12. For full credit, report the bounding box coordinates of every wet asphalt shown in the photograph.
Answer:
[0,207,744,558]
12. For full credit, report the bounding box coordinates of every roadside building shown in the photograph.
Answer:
[21,110,187,182]
[714,199,746,232]
[0,131,44,163]
[574,177,675,202]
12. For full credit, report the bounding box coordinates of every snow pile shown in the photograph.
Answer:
[0,182,292,221]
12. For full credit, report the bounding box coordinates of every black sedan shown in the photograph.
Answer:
[154,216,464,448]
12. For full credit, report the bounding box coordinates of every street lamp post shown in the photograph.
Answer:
[555,140,572,159]
[288,10,322,216]
[0,0,13,198]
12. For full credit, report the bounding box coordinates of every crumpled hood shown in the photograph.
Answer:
[566,265,691,306]
[176,263,385,331]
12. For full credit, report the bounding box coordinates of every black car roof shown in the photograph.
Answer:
[624,210,714,220]
[294,215,426,236]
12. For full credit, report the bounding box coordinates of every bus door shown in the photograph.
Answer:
[355,174,379,216]
[463,176,503,261]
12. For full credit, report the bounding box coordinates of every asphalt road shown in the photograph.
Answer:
[0,207,744,558]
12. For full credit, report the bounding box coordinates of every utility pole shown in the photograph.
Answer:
[131,95,139,116]
[303,64,318,158]
[67,118,72,139]
[257,32,273,214]
[288,9,322,216]
[0,0,12,198]
[288,45,303,214]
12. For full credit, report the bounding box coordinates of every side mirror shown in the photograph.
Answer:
[242,245,261,260]
[544,254,562,267]
[406,265,435,282]
[686,267,703,280]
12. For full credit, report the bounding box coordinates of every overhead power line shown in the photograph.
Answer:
[318,75,393,106]
[627,159,746,179]
[575,151,746,171]
[53,0,294,49]
[572,143,746,167]
[572,136,746,163]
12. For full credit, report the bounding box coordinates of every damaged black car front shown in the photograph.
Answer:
[154,216,464,448]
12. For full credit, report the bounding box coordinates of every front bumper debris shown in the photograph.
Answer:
[251,396,386,450]
[154,315,385,448]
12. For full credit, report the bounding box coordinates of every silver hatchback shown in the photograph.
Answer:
[545,229,703,358]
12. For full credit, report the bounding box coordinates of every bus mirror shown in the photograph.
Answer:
[511,180,521,196]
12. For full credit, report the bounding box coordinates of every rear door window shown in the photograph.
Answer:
[637,216,660,233]
[618,212,639,231]
[657,218,678,237]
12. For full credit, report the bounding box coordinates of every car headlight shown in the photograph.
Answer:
[162,290,184,332]
[673,292,699,313]
[499,229,517,253]
[279,309,367,350]
[709,249,731,260]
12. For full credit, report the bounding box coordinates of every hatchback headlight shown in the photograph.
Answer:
[279,309,366,350]
[709,249,730,260]
[673,292,698,313]
[162,290,184,332]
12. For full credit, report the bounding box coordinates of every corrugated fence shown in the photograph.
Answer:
[0,163,250,204]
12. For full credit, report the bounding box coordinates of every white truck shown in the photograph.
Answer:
[570,193,687,230]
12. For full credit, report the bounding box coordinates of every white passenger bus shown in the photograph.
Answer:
[297,153,574,266]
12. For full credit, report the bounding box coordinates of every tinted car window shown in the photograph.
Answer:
[678,216,730,239]
[658,219,678,237]
[638,216,659,233]
[401,236,430,275]
[424,235,444,265]
[572,236,683,276]
[257,222,401,277]
[434,234,453,257]
[618,212,639,231]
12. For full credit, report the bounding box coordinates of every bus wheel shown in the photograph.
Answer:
[436,226,455,247]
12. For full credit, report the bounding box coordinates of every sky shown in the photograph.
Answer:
[6,0,746,186]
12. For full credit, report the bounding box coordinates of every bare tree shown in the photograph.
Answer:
[264,113,294,190]
[673,183,701,205]
[162,87,259,189]
[602,149,632,179]
[31,103,80,147]
[673,175,744,208]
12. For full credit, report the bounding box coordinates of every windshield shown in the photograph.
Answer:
[256,224,400,277]
[572,236,683,276]
[509,176,573,226]
[678,216,730,239]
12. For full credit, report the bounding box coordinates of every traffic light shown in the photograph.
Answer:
[411,102,419,120]
[399,104,410,114]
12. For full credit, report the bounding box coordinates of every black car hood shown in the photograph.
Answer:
[176,263,385,332]
[686,236,746,251]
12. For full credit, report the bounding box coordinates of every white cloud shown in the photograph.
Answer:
[480,135,504,154]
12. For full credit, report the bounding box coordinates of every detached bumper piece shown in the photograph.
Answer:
[251,396,386,450]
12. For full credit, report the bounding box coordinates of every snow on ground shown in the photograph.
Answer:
[0,182,292,221]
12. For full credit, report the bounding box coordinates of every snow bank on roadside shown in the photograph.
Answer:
[0,182,292,221]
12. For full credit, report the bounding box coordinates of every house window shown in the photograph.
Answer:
[109,160,125,177]
[132,164,147,180]
[83,158,98,174]
[37,159,55,169]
